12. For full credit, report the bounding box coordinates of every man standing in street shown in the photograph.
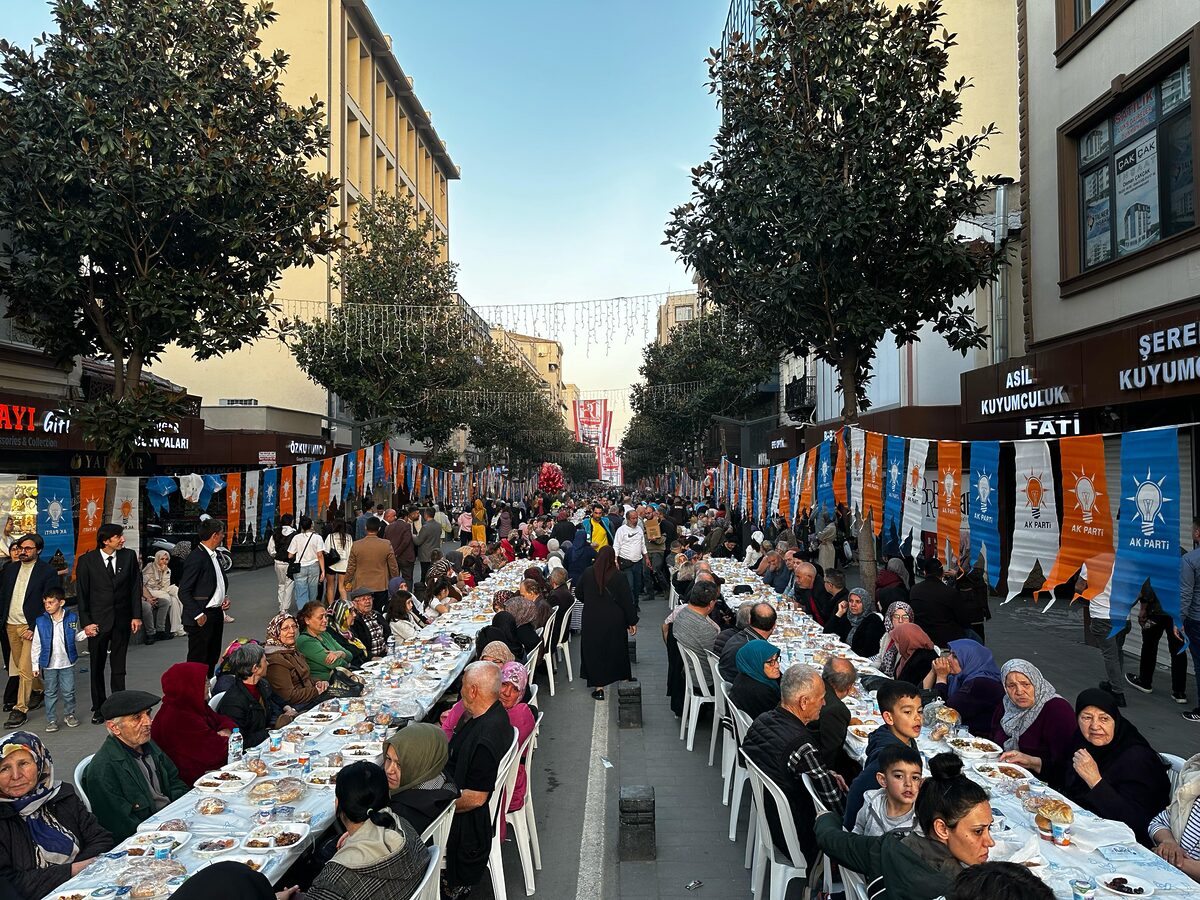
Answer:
[1178,518,1200,722]
[178,518,230,677]
[614,507,651,611]
[355,501,376,541]
[386,505,417,588]
[267,513,296,614]
[414,507,442,585]
[1,534,59,726]
[581,503,613,550]
[344,516,399,612]
[76,523,143,723]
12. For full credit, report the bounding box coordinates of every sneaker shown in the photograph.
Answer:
[1126,674,1153,694]
[64,715,79,728]
[224,613,235,623]
[28,692,44,711]
[1174,693,1189,704]
[1182,710,1200,722]
[45,722,59,733]
[4,710,26,727]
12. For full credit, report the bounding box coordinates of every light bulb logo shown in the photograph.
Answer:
[230,488,239,507]
[248,487,256,504]
[265,484,275,504]
[1128,468,1169,536]
[83,494,100,527]
[1024,473,1044,520]
[869,454,880,483]
[941,468,956,507]
[888,460,900,490]
[820,459,830,485]
[321,469,330,487]
[1071,471,1099,524]
[44,495,66,529]
[281,480,290,500]
[853,450,862,475]
[310,476,318,492]
[119,497,134,524]
[976,472,992,514]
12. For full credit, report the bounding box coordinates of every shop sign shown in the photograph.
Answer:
[258,451,277,465]
[1024,415,1082,437]
[977,365,1071,417]
[287,440,328,457]
[0,404,39,431]
[1120,322,1200,391]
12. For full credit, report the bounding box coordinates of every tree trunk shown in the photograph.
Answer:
[838,353,859,424]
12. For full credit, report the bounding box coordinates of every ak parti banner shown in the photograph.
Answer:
[798,450,816,513]
[226,472,242,546]
[317,458,333,513]
[936,441,962,567]
[73,477,106,578]
[355,448,367,496]
[778,461,791,519]
[862,431,884,536]
[279,466,294,518]
[1042,434,1114,608]
[833,430,848,508]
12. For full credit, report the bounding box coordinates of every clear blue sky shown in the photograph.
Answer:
[3,0,729,438]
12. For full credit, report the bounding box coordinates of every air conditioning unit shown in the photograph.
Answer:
[219,399,260,407]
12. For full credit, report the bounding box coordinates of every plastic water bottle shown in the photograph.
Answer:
[227,728,243,767]
[387,636,397,659]
[303,740,318,774]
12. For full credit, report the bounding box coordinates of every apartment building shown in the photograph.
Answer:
[490,329,568,421]
[152,0,459,436]
[656,292,702,345]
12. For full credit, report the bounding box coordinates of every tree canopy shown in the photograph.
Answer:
[666,0,1004,422]
[0,0,338,473]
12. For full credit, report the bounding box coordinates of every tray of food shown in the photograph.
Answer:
[946,736,1002,758]
[241,822,310,853]
[195,797,228,816]
[114,859,188,898]
[295,709,340,726]
[247,776,305,804]
[340,742,382,759]
[303,767,340,787]
[124,832,190,856]
[974,761,1033,782]
[194,769,256,793]
[193,836,240,856]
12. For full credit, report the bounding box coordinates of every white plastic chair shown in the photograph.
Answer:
[410,844,441,900]
[667,580,678,610]
[800,775,836,898]
[841,867,869,900]
[524,641,542,686]
[504,710,544,895]
[678,645,715,753]
[485,727,522,900]
[74,754,95,812]
[551,601,578,685]
[707,651,731,772]
[726,701,755,852]
[420,798,456,874]
[208,691,226,712]
[1162,752,1186,794]
[716,681,739,805]
[536,608,559,696]
[744,755,810,900]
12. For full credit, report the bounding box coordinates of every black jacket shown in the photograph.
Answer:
[718,627,766,683]
[908,578,970,647]
[741,706,822,865]
[76,548,142,631]
[216,677,285,748]
[390,784,460,835]
[0,783,114,900]
[0,560,62,628]
[178,545,229,623]
[728,673,779,721]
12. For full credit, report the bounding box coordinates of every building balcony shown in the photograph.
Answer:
[784,375,817,414]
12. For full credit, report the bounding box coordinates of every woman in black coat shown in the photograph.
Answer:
[216,643,295,748]
[577,546,639,700]
[0,731,114,900]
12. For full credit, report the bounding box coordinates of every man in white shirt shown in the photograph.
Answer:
[267,513,297,613]
[613,508,651,612]
[179,519,231,676]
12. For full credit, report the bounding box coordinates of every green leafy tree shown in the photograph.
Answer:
[287,193,477,449]
[666,0,1003,423]
[0,0,338,473]
[620,314,775,480]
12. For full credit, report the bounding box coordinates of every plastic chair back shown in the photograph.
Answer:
[680,645,714,700]
[420,797,456,873]
[208,692,226,712]
[411,844,441,900]
[74,754,95,812]
[1162,752,1186,794]
[744,755,808,874]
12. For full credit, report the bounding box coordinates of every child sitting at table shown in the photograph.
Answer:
[853,743,922,836]
[844,679,924,828]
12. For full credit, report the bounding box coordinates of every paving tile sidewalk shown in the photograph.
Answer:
[615,597,755,900]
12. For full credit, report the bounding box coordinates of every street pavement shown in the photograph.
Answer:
[5,557,1199,900]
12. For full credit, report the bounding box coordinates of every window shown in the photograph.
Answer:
[1054,0,1136,66]
[1075,0,1109,28]
[1076,61,1193,271]
[675,305,694,323]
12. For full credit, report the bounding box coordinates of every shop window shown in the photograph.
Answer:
[1059,31,1198,295]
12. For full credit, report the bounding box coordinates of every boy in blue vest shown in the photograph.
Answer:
[30,586,88,731]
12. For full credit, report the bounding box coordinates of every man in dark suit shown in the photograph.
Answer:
[413,507,441,584]
[1,533,62,726]
[178,518,230,676]
[385,505,417,589]
[76,523,143,723]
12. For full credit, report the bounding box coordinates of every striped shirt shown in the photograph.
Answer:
[1149,804,1200,859]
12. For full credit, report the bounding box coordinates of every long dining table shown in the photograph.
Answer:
[705,557,1200,898]
[40,559,538,900]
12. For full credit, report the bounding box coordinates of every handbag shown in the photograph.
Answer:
[324,667,365,698]
[287,534,315,579]
[324,536,343,567]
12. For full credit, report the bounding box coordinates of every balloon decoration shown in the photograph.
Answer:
[538,462,564,494]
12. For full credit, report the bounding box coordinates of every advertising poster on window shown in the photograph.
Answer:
[1083,165,1112,267]
[1161,63,1191,115]
[1115,131,1160,256]
[1079,121,1109,167]
[1112,88,1155,145]
[1164,116,1195,231]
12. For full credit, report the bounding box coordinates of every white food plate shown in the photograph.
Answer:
[946,736,1002,758]
[1098,873,1154,896]
[192,836,241,856]
[124,831,191,855]
[296,709,341,725]
[194,770,256,793]
[303,766,340,787]
[242,822,311,853]
[974,761,1034,782]
[282,721,328,738]
[48,891,98,900]
[204,855,270,874]
[341,743,383,759]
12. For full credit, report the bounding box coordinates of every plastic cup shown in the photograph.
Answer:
[1051,821,1072,847]
[1070,878,1096,900]
[268,730,282,752]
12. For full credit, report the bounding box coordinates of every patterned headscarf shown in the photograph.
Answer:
[998,659,1062,751]
[0,732,79,867]
[265,613,297,647]
[872,601,915,678]
[500,661,529,694]
[504,594,538,628]
[480,641,516,664]
[331,598,366,653]
[844,588,878,646]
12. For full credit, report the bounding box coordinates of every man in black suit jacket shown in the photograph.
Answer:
[178,518,230,676]
[76,523,143,723]
[1,533,62,726]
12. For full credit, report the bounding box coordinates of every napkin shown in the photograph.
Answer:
[992,833,1044,867]
[1069,816,1136,853]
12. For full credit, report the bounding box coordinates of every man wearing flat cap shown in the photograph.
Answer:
[80,690,187,842]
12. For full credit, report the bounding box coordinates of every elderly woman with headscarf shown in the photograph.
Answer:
[514,575,554,630]
[264,612,329,711]
[215,642,296,748]
[325,598,369,668]
[922,639,1004,737]
[0,732,113,900]
[890,622,937,687]
[871,601,915,678]
[992,659,1082,781]
[471,499,488,544]
[474,610,532,662]
[1059,688,1170,843]
[565,530,596,585]
[140,550,184,642]
[822,587,885,657]
[150,662,238,785]
[478,641,516,666]
[383,723,460,834]
[728,640,782,720]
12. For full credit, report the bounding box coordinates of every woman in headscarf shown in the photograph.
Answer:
[511,577,553,630]
[170,860,298,900]
[478,641,516,666]
[498,506,513,540]
[383,723,459,834]
[891,622,937,687]
[1059,688,1170,843]
[565,530,596,585]
[822,587,885,657]
[474,610,531,661]
[743,531,765,569]
[471,499,488,544]
[922,639,1004,736]
[1147,752,1200,882]
[728,640,782,720]
[327,597,369,668]
[141,549,183,641]
[578,546,638,700]
[150,662,238,785]
[993,659,1078,780]
[0,732,113,900]
[263,612,329,711]
[871,601,916,678]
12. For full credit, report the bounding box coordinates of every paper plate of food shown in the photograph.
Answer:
[974,761,1034,782]
[296,709,340,726]
[947,736,1002,758]
[194,769,256,793]
[1098,873,1154,896]
[248,776,305,804]
[241,822,311,853]
[193,836,240,857]
[303,766,340,787]
[341,742,383,759]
